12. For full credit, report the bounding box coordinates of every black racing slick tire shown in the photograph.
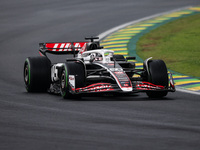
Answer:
[146,60,168,98]
[60,61,85,99]
[24,56,51,92]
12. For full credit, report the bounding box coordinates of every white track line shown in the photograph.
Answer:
[176,88,200,95]
[98,6,200,95]
[99,6,192,40]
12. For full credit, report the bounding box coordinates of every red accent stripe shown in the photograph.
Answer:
[39,51,43,56]
[136,81,165,90]
[76,83,111,90]
[140,81,165,88]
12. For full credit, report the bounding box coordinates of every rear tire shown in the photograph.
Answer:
[145,60,168,98]
[24,56,51,92]
[60,61,85,99]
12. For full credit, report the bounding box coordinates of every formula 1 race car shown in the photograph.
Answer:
[24,37,175,99]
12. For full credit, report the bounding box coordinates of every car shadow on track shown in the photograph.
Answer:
[64,93,175,102]
[22,92,175,102]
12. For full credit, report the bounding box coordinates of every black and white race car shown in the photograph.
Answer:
[24,37,175,99]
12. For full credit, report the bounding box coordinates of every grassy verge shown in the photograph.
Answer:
[136,13,200,77]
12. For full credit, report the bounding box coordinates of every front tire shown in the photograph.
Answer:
[60,61,86,99]
[145,60,168,98]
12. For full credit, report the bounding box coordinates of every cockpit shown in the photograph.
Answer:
[80,49,114,63]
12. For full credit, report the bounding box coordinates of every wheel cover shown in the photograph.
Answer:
[61,72,65,89]
[24,65,29,84]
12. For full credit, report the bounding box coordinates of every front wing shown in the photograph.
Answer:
[69,81,175,94]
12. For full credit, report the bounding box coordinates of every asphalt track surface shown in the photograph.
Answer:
[0,0,200,149]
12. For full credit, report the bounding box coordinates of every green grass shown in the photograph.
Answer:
[136,13,200,78]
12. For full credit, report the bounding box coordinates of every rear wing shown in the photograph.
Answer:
[39,42,88,56]
[39,37,102,56]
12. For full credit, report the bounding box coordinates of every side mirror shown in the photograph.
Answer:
[126,56,136,60]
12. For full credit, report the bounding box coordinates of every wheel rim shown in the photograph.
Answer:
[24,65,29,84]
[61,72,65,89]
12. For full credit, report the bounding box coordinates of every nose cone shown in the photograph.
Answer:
[121,87,132,92]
